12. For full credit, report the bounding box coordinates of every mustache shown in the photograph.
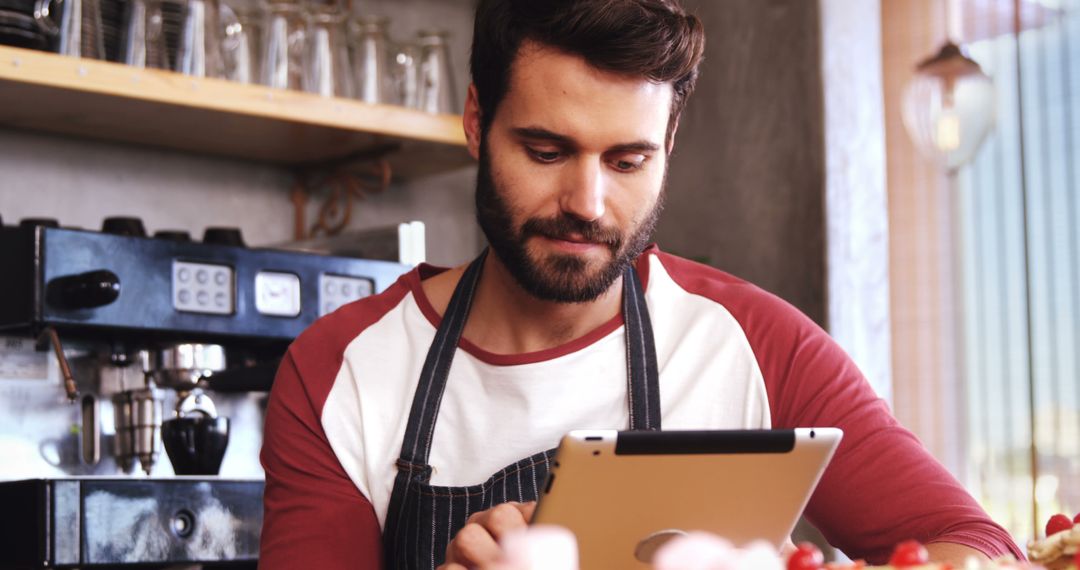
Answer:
[521,215,622,249]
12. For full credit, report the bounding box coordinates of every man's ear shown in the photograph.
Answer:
[666,117,680,155]
[463,84,482,160]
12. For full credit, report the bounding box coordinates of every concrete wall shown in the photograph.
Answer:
[659,0,829,326]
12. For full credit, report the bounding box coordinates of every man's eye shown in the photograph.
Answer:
[528,148,562,163]
[613,157,646,172]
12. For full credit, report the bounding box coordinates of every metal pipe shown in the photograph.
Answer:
[39,327,78,402]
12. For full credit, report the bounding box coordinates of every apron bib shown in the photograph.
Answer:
[381,251,661,569]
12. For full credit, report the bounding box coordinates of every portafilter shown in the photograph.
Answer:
[154,343,231,475]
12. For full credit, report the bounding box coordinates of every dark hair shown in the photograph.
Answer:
[470,0,705,145]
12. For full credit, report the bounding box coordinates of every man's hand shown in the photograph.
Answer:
[438,501,537,570]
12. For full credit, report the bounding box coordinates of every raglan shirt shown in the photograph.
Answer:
[259,246,1023,568]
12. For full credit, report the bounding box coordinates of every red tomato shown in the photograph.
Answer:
[1046,513,1074,537]
[888,540,929,567]
[1073,512,1080,524]
[787,542,825,570]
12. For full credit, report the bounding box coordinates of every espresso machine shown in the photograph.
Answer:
[0,216,412,568]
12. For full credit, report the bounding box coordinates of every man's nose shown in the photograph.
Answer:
[559,158,606,222]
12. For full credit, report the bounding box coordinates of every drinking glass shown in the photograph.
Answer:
[303,4,350,97]
[34,0,105,58]
[0,8,50,51]
[390,40,419,107]
[259,0,303,90]
[175,0,224,77]
[220,0,258,82]
[348,15,390,104]
[416,29,456,114]
[122,0,167,68]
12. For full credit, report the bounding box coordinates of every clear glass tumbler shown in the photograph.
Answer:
[416,29,456,114]
[348,15,390,104]
[259,0,303,90]
[390,40,419,108]
[220,0,257,82]
[303,4,350,97]
[122,0,168,68]
[34,0,105,58]
[175,0,224,77]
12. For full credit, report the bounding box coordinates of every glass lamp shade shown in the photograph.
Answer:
[901,42,996,172]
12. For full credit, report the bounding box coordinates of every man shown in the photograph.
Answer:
[260,1,1022,569]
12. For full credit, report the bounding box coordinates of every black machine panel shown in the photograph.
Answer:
[0,224,411,347]
[0,478,263,568]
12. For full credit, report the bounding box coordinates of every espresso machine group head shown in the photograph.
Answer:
[155,343,231,476]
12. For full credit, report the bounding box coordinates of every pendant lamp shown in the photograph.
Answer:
[901,2,995,172]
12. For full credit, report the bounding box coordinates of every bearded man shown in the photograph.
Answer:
[259,1,1022,569]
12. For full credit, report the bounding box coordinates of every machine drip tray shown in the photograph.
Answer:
[0,478,263,568]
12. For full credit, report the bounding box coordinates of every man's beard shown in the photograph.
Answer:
[475,144,666,304]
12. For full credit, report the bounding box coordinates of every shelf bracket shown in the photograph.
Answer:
[289,147,397,241]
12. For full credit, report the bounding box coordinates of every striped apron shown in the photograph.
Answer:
[381,250,661,569]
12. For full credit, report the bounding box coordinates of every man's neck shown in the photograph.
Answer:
[423,253,624,355]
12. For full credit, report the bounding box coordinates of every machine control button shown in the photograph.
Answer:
[171,509,195,539]
[173,261,234,315]
[202,227,246,247]
[255,272,302,317]
[319,274,374,317]
[101,216,147,237]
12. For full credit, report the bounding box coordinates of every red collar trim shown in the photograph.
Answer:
[407,245,657,366]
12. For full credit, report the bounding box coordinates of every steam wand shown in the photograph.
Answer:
[38,327,78,402]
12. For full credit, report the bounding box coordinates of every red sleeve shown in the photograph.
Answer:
[658,253,1023,564]
[259,349,383,569]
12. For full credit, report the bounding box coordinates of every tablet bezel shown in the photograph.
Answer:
[532,428,842,569]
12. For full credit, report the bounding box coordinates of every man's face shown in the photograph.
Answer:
[472,41,673,304]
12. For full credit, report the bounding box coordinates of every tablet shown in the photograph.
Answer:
[532,428,842,569]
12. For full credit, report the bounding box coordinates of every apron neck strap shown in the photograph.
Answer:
[398,250,661,466]
[622,262,662,431]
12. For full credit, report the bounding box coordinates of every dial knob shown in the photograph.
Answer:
[20,218,59,228]
[102,217,147,237]
[203,227,245,247]
[47,270,122,310]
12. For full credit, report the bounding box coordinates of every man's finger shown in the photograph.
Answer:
[481,502,532,541]
[517,501,537,522]
[444,522,502,566]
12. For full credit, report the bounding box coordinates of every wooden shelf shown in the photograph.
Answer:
[0,45,474,179]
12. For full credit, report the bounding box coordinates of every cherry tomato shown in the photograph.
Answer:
[787,542,825,570]
[1073,512,1080,524]
[1046,513,1074,537]
[888,540,929,567]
